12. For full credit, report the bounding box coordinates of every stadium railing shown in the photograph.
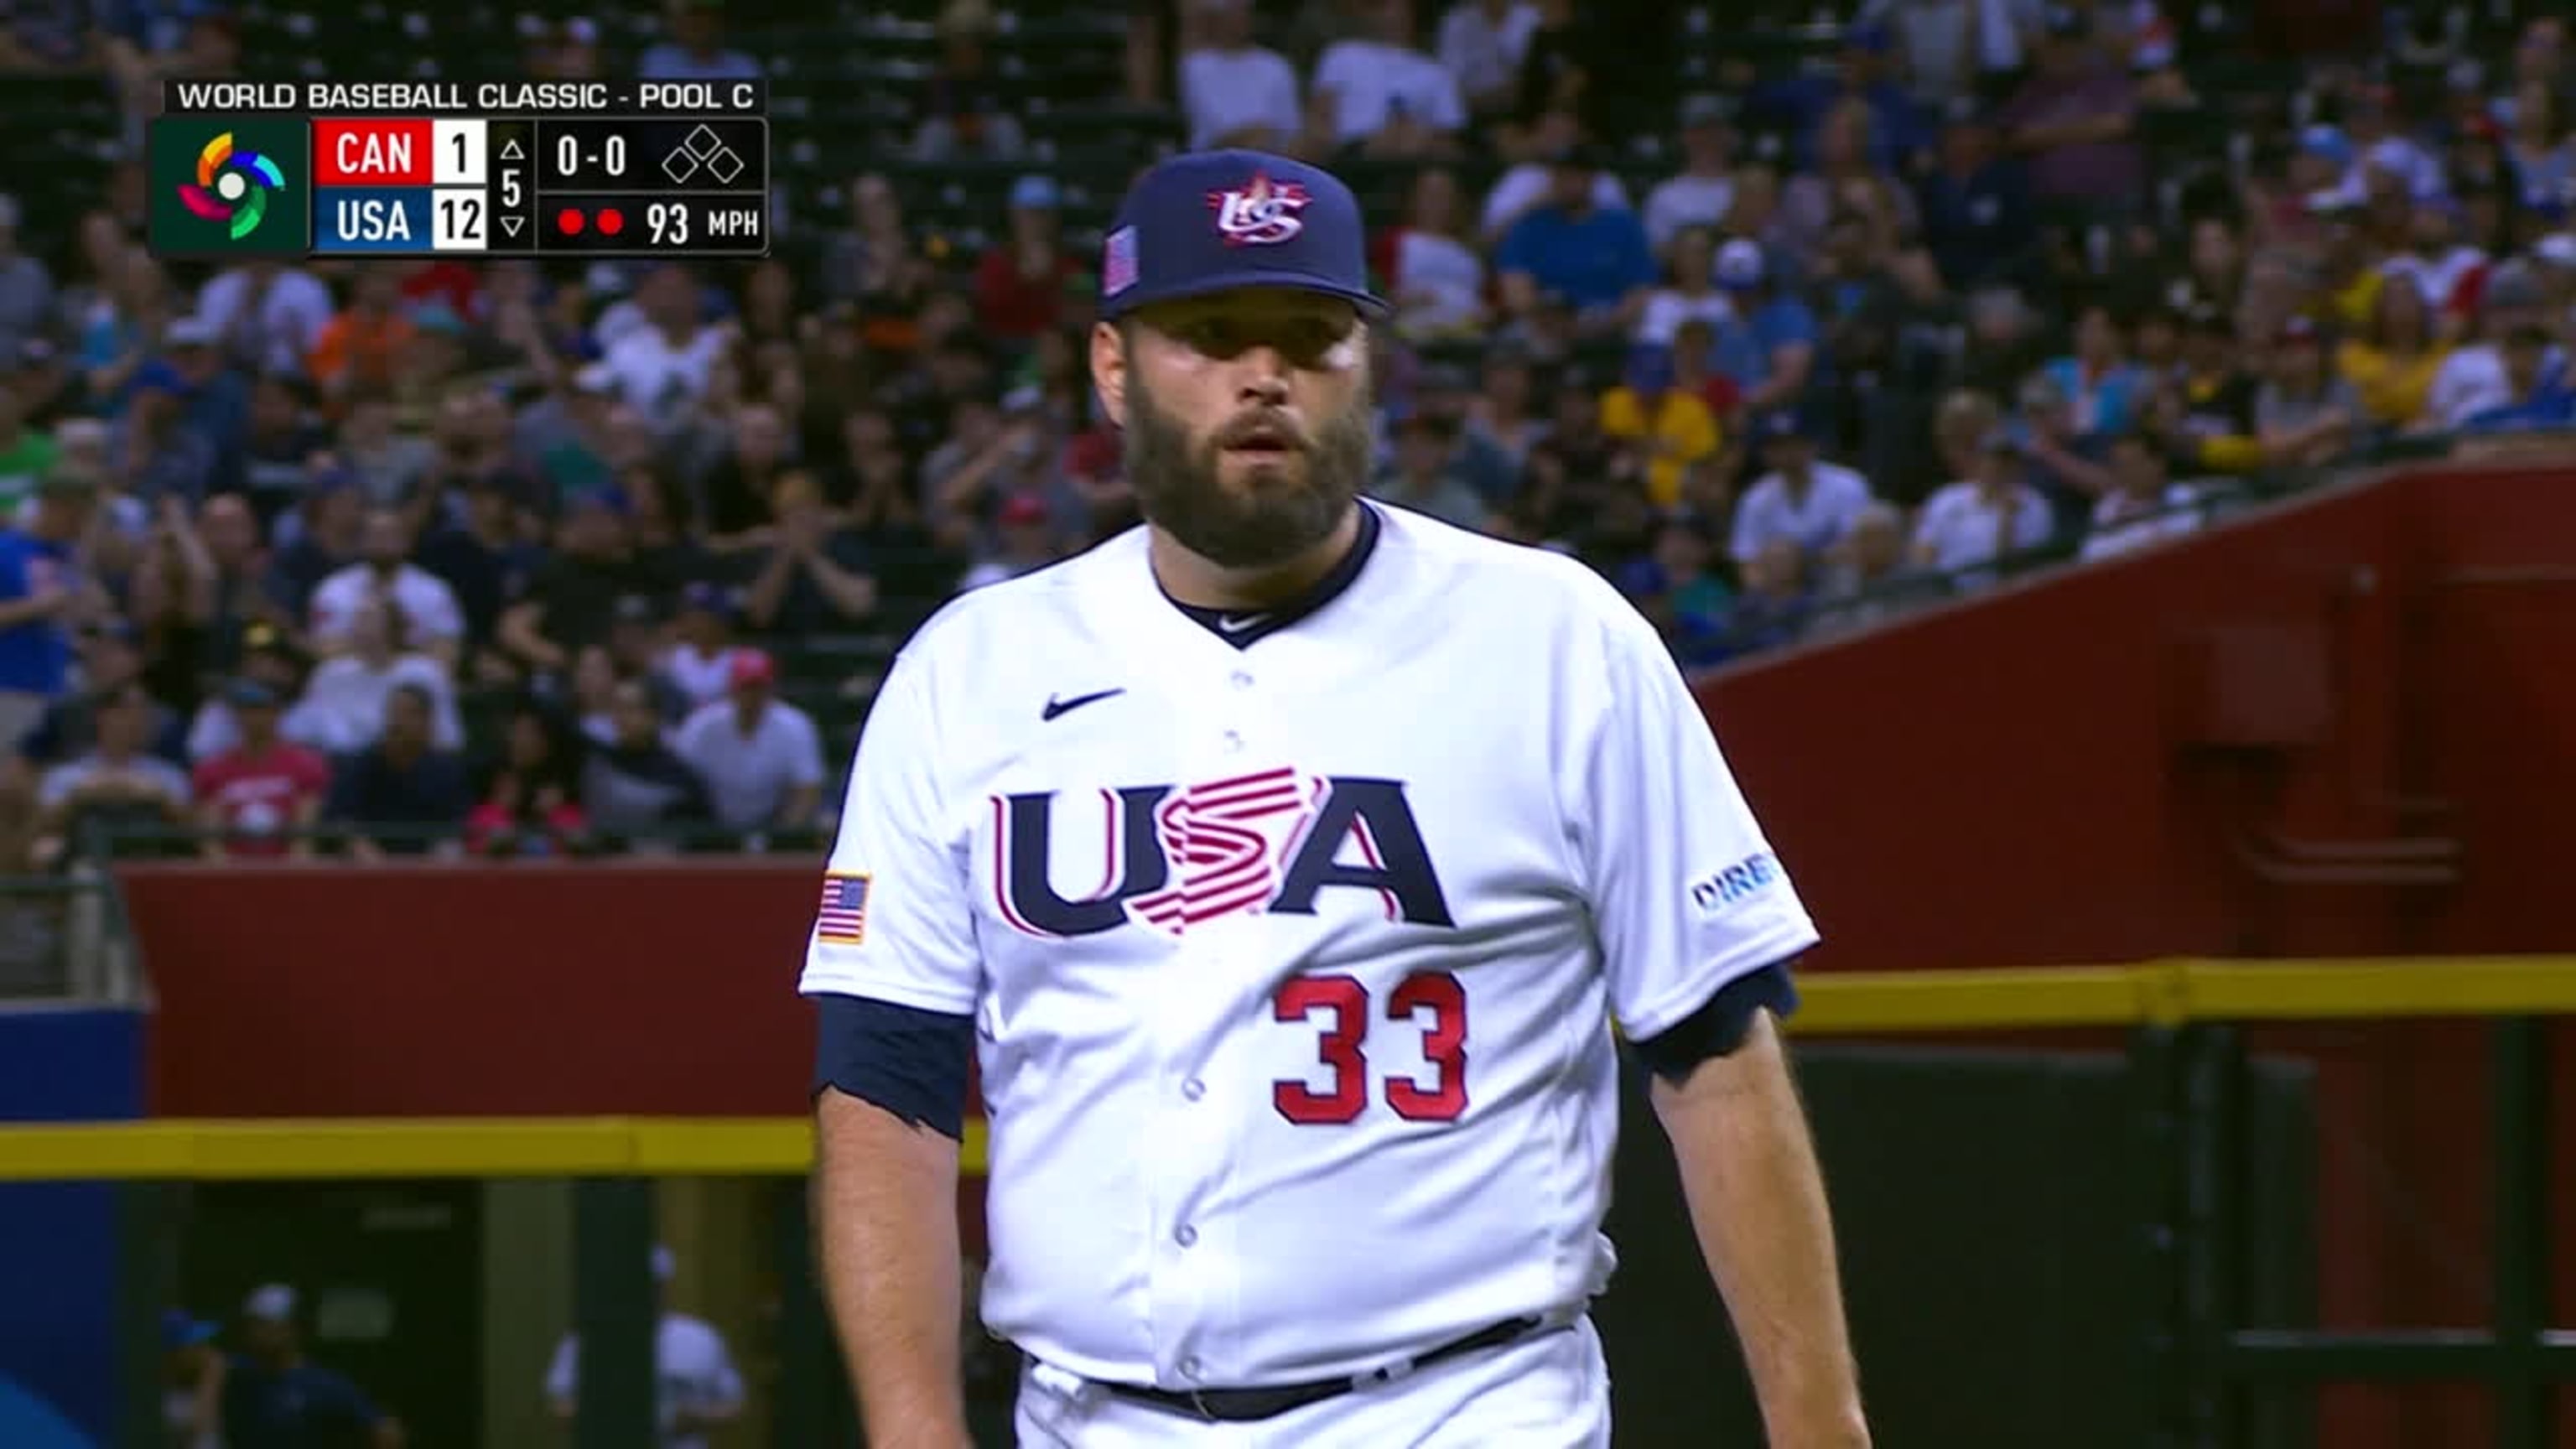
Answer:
[0,958,2567,1446]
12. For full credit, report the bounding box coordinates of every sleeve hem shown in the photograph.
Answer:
[1614,914,1820,1041]
[798,973,979,1018]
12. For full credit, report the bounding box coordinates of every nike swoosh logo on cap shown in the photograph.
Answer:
[1217,614,1267,633]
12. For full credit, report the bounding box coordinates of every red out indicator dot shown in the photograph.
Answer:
[557,208,585,235]
[597,208,625,236]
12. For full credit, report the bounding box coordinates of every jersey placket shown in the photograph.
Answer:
[1139,647,1272,1389]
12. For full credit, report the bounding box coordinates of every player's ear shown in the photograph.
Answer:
[1090,320,1129,429]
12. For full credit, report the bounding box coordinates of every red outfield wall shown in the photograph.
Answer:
[124,460,2576,1446]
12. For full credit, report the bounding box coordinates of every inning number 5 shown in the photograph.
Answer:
[1272,972,1468,1125]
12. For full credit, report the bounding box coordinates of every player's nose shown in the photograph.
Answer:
[1232,350,1292,405]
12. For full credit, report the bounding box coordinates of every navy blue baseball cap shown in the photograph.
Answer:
[1098,150,1387,320]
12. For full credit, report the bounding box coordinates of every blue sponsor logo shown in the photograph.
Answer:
[1689,852,1779,911]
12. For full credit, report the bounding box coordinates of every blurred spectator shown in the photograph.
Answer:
[671,650,824,836]
[2337,275,2449,427]
[0,470,96,747]
[195,262,333,381]
[958,491,1067,589]
[915,0,1031,162]
[1435,0,1539,122]
[1643,96,1739,254]
[1599,346,1720,508]
[581,678,713,844]
[33,683,190,865]
[974,178,1089,345]
[1993,8,2144,211]
[1309,0,1467,157]
[2254,316,2364,466]
[161,1309,222,1449]
[602,266,729,437]
[1635,228,1733,347]
[1707,239,1821,424]
[220,1285,403,1449]
[1913,430,2056,573]
[185,623,329,764]
[2038,301,2150,441]
[0,197,53,371]
[2461,322,2576,428]
[1741,23,1933,175]
[190,678,330,860]
[543,1246,745,1446]
[696,401,794,549]
[297,600,465,756]
[230,375,328,522]
[1812,500,1933,631]
[1730,413,1874,566]
[465,698,588,857]
[308,507,465,667]
[744,470,880,626]
[1618,512,1732,666]
[2081,430,2203,559]
[1725,536,1815,656]
[1371,411,1488,528]
[266,473,365,629]
[1496,148,1655,336]
[652,583,741,713]
[1779,99,1920,264]
[1380,168,1490,340]
[501,491,682,679]
[109,363,218,505]
[324,683,470,860]
[1180,0,1303,151]
[2429,262,2563,424]
[638,0,761,80]
[19,620,186,771]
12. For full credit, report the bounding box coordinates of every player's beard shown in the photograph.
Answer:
[1122,369,1374,571]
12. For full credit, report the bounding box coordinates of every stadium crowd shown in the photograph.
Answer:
[0,0,2568,870]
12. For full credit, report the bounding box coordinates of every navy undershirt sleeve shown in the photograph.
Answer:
[1629,962,1801,1083]
[811,995,976,1140]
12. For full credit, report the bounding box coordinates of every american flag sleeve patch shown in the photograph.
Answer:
[814,872,871,943]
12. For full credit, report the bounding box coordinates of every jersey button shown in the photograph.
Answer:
[1220,730,1244,753]
[1182,1078,1205,1101]
[1174,1223,1198,1247]
[1230,671,1253,689]
[1179,1356,1203,1380]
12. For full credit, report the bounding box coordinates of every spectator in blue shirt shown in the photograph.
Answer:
[221,1285,402,1449]
[0,470,96,750]
[1496,149,1657,339]
[1740,23,1935,177]
[2463,325,2576,432]
[1706,238,1824,428]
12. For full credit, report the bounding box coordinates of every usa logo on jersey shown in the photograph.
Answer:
[991,766,1453,939]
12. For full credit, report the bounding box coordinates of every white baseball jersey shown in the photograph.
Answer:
[801,502,1818,1393]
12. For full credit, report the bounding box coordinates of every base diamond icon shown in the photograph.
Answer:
[683,124,723,159]
[662,147,700,184]
[705,146,745,184]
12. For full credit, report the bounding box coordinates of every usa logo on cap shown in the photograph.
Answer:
[1208,174,1310,247]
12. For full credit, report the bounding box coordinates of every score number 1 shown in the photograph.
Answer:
[647,201,690,247]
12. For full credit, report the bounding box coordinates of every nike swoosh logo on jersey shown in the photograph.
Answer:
[1041,688,1125,721]
[1217,614,1267,633]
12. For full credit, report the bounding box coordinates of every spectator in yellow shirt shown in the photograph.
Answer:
[2335,278,2449,428]
[1598,345,1719,508]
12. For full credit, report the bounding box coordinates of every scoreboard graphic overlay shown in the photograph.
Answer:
[147,80,770,261]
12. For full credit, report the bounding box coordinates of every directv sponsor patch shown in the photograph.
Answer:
[1689,852,1780,912]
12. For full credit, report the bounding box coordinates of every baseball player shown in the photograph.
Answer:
[804,149,1867,1448]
